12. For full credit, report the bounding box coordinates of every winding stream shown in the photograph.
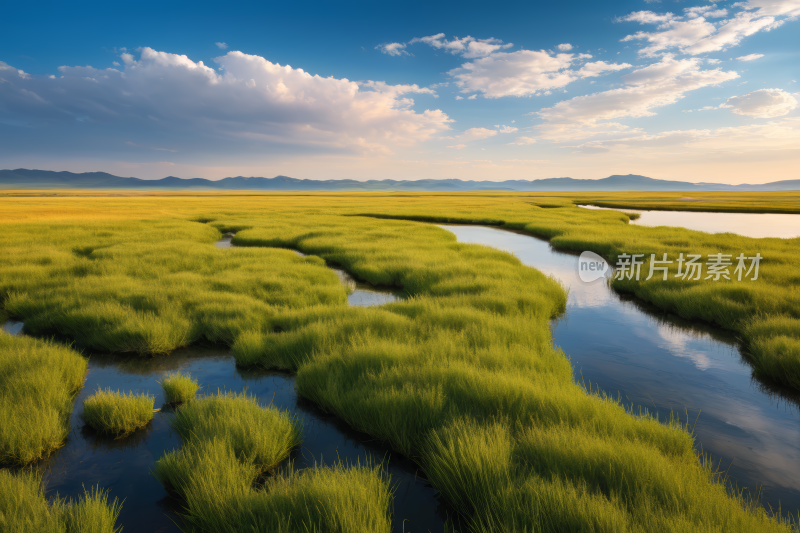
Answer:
[440,224,800,515]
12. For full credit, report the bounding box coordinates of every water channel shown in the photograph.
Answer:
[440,224,800,516]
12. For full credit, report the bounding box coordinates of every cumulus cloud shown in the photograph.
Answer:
[376,42,409,56]
[0,48,453,154]
[557,43,573,51]
[619,0,798,57]
[722,88,798,118]
[215,42,228,50]
[408,33,513,58]
[536,55,739,140]
[448,50,631,98]
[737,53,764,61]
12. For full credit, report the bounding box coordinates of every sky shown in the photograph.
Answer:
[0,0,798,184]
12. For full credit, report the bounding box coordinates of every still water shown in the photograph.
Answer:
[578,205,800,239]
[440,224,800,516]
[38,348,447,533]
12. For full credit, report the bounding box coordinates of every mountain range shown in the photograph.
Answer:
[1,169,799,192]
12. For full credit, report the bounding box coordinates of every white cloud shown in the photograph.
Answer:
[536,55,739,140]
[376,42,409,56]
[467,94,477,99]
[457,127,498,142]
[447,143,467,149]
[455,95,464,100]
[359,80,438,97]
[215,42,228,50]
[722,88,798,118]
[684,5,728,19]
[620,0,799,57]
[496,125,518,133]
[509,136,537,145]
[408,33,513,58]
[0,48,453,154]
[621,11,676,24]
[557,43,573,51]
[576,60,632,78]
[737,53,764,61]
[448,50,631,98]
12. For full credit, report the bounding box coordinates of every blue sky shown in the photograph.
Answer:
[1,0,798,183]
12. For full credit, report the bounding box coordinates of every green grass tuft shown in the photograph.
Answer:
[167,390,302,471]
[0,334,87,465]
[81,388,154,437]
[159,372,199,404]
[0,469,122,533]
[155,390,391,531]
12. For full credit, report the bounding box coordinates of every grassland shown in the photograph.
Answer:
[0,333,87,464]
[0,469,121,533]
[0,191,798,531]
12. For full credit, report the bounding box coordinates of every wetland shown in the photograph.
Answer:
[2,192,799,532]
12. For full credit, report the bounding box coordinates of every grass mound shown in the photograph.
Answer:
[155,390,390,531]
[0,469,121,533]
[159,372,199,404]
[81,388,154,437]
[166,390,302,471]
[0,333,87,465]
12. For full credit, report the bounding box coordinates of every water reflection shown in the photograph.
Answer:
[440,224,800,514]
[578,205,800,239]
[2,320,24,335]
[37,346,450,532]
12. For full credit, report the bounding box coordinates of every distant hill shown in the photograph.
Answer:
[1,169,799,191]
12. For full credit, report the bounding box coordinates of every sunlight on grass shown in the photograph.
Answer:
[159,372,199,404]
[155,390,392,532]
[81,388,155,437]
[0,333,87,465]
[0,469,121,532]
[0,192,797,531]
